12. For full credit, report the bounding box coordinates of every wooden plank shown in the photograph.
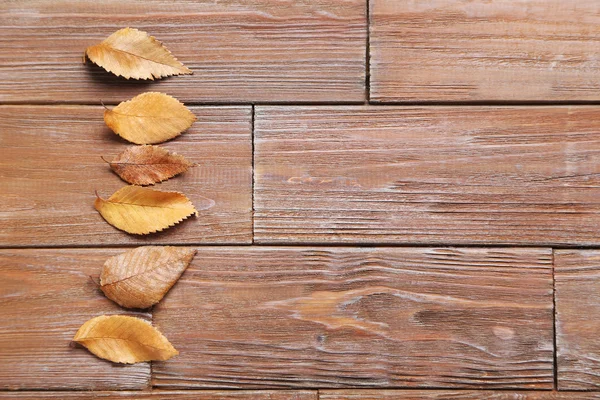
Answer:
[0,105,252,246]
[0,391,317,399]
[1,392,597,400]
[0,0,365,104]
[255,106,600,245]
[0,249,150,390]
[555,250,600,390]
[321,391,600,399]
[153,247,554,389]
[370,0,600,102]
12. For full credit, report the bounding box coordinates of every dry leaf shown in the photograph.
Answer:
[85,27,192,80]
[94,185,198,235]
[73,315,178,363]
[104,92,196,144]
[101,246,196,309]
[105,145,195,185]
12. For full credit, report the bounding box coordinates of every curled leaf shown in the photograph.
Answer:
[104,92,196,144]
[101,246,196,309]
[94,185,198,235]
[106,145,195,185]
[73,315,178,364]
[85,27,192,80]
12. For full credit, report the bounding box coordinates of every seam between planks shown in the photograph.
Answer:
[0,243,593,250]
[1,243,599,250]
[6,101,600,107]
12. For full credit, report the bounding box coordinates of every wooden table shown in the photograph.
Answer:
[1,1,600,398]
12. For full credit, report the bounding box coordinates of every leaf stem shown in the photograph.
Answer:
[89,275,101,288]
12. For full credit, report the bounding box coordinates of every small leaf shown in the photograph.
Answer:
[94,186,198,235]
[101,246,196,309]
[106,145,195,185]
[104,92,196,144]
[85,27,192,80]
[73,315,178,364]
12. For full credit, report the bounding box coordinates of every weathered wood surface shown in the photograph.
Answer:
[0,249,150,390]
[255,106,600,245]
[370,0,600,102]
[2,392,598,400]
[321,391,600,399]
[0,105,252,246]
[555,250,600,390]
[153,247,553,389]
[0,391,317,399]
[0,0,365,104]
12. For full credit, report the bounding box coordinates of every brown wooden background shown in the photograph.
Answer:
[1,1,600,399]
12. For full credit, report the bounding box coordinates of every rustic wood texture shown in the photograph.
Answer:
[321,391,600,399]
[152,247,553,389]
[555,250,600,390]
[2,392,598,400]
[0,249,150,390]
[0,105,252,246]
[0,0,365,104]
[255,106,600,245]
[0,391,317,399]
[370,0,600,102]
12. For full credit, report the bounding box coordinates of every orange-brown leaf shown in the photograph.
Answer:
[104,92,196,144]
[73,315,178,364]
[85,27,192,80]
[101,246,196,309]
[94,186,198,235]
[106,145,194,185]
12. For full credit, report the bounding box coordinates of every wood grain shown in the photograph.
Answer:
[321,390,600,399]
[0,249,150,390]
[0,0,365,104]
[555,250,600,390]
[370,0,600,102]
[255,106,600,245]
[0,105,252,246]
[0,391,317,399]
[153,247,553,389]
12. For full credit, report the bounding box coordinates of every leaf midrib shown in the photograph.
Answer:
[103,258,176,286]
[111,161,189,166]
[79,336,169,351]
[96,43,186,71]
[105,199,193,210]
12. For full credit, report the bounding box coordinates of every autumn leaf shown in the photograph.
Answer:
[104,92,196,144]
[85,27,192,80]
[100,246,196,309]
[73,315,178,363]
[94,185,198,235]
[105,145,195,185]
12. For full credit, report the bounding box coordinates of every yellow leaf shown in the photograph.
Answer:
[94,185,198,235]
[73,315,178,364]
[85,27,192,80]
[105,145,195,185]
[101,246,196,309]
[104,92,196,144]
